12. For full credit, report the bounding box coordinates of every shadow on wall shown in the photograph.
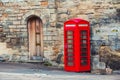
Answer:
[99,45,120,70]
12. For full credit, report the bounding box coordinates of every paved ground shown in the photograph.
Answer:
[0,62,120,80]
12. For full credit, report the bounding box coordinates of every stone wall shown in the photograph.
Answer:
[0,0,59,61]
[0,0,120,69]
[55,0,120,69]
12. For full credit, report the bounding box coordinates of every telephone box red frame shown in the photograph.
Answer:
[64,18,91,72]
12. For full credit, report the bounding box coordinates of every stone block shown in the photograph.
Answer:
[9,25,16,28]
[17,25,26,28]
[44,36,47,40]
[47,36,52,40]
[0,2,3,7]
[59,14,68,20]
[6,42,13,48]
[17,13,23,17]
[8,17,17,20]
[5,8,14,13]
[2,13,8,18]
[106,68,113,75]
[17,17,21,20]
[77,15,89,21]
[13,21,20,25]
[99,62,106,69]
[49,9,56,13]
[9,28,16,32]
[50,14,56,22]
[57,8,68,14]
[40,1,48,7]
[20,29,27,32]
[48,3,56,8]
[50,22,56,27]
[56,22,63,28]
[0,27,3,32]
[92,55,100,69]
[10,38,18,45]
[57,17,66,22]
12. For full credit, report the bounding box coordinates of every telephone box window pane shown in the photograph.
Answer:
[81,60,87,66]
[67,35,73,39]
[68,44,73,48]
[67,31,73,35]
[81,40,87,44]
[81,57,87,60]
[67,40,73,44]
[67,62,74,66]
[81,53,87,56]
[81,30,87,35]
[68,57,73,61]
[81,48,87,53]
[68,53,73,56]
[81,50,87,53]
[67,49,73,52]
[81,35,87,39]
[81,44,87,48]
[82,48,87,51]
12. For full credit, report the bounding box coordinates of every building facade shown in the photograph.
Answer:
[0,0,120,69]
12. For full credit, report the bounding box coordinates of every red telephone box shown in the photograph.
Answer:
[64,18,91,72]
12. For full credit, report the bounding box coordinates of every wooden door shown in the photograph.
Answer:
[27,17,43,59]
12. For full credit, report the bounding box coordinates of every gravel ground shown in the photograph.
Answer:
[0,62,120,80]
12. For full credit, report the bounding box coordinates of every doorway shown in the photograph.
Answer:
[27,16,43,59]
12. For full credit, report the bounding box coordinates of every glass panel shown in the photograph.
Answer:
[81,40,87,44]
[81,35,87,39]
[81,50,87,53]
[81,60,87,66]
[67,62,74,66]
[82,48,87,51]
[81,44,87,48]
[68,57,73,61]
[67,35,73,39]
[67,49,73,52]
[81,57,87,60]
[67,40,73,44]
[67,31,73,35]
[68,53,73,56]
[81,30,87,35]
[68,44,73,48]
[81,48,87,53]
[81,53,87,56]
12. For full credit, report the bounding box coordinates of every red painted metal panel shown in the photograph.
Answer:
[64,18,91,72]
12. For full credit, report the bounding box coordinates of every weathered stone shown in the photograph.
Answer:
[92,55,100,69]
[0,2,3,7]
[50,14,56,22]
[8,17,17,20]
[13,21,21,25]
[50,22,56,27]
[0,0,119,69]
[57,8,68,14]
[49,9,56,13]
[0,27,3,32]
[17,25,26,28]
[9,25,16,28]
[106,68,113,74]
[56,22,63,28]
[40,1,48,7]
[17,17,22,20]
[20,29,27,32]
